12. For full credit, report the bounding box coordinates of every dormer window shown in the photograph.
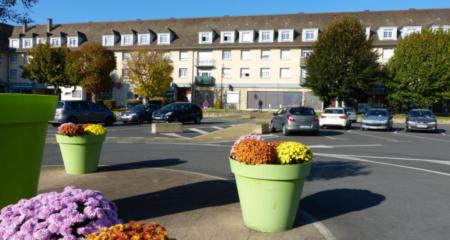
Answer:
[239,30,254,43]
[50,37,61,47]
[157,33,171,45]
[102,35,115,46]
[401,26,421,38]
[259,30,274,43]
[199,32,213,44]
[138,33,151,45]
[302,28,319,42]
[365,27,371,40]
[67,37,79,48]
[278,29,294,42]
[36,37,47,45]
[121,34,134,46]
[220,31,235,43]
[378,27,398,40]
[9,38,20,49]
[22,38,33,49]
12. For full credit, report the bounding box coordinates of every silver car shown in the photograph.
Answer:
[344,107,357,123]
[406,109,438,132]
[50,101,116,126]
[361,108,393,131]
[270,106,319,136]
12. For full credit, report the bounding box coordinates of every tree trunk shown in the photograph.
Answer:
[91,93,96,103]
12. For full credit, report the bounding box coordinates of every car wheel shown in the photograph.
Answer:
[66,117,78,124]
[194,116,202,124]
[282,124,290,136]
[360,126,365,131]
[312,130,319,136]
[122,121,128,124]
[269,122,276,132]
[104,116,114,126]
[345,122,351,130]
[137,117,144,124]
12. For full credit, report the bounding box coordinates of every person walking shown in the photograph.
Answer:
[258,99,263,112]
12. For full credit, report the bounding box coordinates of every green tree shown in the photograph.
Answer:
[124,49,173,101]
[305,16,382,106]
[0,0,38,23]
[385,29,450,108]
[22,43,76,94]
[76,42,116,102]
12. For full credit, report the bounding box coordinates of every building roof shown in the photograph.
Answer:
[7,8,450,51]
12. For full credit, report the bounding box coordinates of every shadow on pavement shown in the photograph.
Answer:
[98,158,186,172]
[307,161,371,181]
[318,130,344,136]
[296,189,385,227]
[114,180,238,221]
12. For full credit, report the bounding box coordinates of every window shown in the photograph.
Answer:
[280,49,290,60]
[240,68,250,78]
[378,27,397,40]
[401,26,421,38]
[9,54,17,64]
[261,50,271,60]
[138,34,151,45]
[300,68,307,85]
[9,38,20,48]
[121,34,134,46]
[280,68,290,78]
[241,50,251,60]
[260,68,270,78]
[36,37,46,45]
[382,48,394,60]
[221,31,235,43]
[365,27,371,40]
[179,51,189,61]
[301,49,313,58]
[179,68,188,78]
[102,35,114,46]
[67,37,78,48]
[9,69,18,80]
[50,37,61,47]
[123,52,131,61]
[199,32,213,44]
[239,30,254,43]
[222,68,231,78]
[222,50,232,60]
[259,30,274,43]
[157,33,171,45]
[302,28,319,42]
[278,29,294,42]
[22,38,33,49]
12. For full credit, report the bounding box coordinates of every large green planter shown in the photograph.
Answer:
[0,94,57,209]
[230,158,312,232]
[56,134,106,174]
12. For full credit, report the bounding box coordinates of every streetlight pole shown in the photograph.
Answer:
[220,64,224,109]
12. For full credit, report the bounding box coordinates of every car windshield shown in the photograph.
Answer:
[366,109,388,116]
[324,109,344,114]
[130,105,144,111]
[159,104,178,112]
[409,110,433,117]
[289,107,315,116]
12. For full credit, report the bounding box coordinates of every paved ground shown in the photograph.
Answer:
[42,119,450,240]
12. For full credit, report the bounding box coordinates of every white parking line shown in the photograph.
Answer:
[394,132,450,143]
[211,126,224,130]
[189,128,209,135]
[348,131,401,142]
[161,133,191,139]
[325,136,337,140]
[341,154,450,166]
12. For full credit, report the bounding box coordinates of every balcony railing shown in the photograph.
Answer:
[195,76,215,86]
[196,59,216,67]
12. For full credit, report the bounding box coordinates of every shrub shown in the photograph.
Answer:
[86,221,169,240]
[275,142,313,164]
[102,100,116,110]
[0,186,120,240]
[214,99,222,109]
[231,138,276,164]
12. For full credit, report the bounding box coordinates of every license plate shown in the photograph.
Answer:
[417,124,427,128]
[299,125,311,129]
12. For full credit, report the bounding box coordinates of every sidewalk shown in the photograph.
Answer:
[39,166,326,240]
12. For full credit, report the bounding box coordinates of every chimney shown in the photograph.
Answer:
[22,22,28,33]
[47,18,53,32]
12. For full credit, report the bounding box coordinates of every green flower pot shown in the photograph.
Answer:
[0,94,57,209]
[56,134,106,174]
[229,158,312,232]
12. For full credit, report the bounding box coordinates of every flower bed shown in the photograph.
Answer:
[86,221,169,240]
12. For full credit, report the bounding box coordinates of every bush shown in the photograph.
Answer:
[86,221,169,240]
[102,99,116,110]
[126,99,142,108]
[214,99,222,109]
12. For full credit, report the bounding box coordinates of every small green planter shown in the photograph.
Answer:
[0,94,57,209]
[229,158,312,232]
[56,134,106,174]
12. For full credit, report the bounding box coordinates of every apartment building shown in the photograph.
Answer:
[1,8,450,110]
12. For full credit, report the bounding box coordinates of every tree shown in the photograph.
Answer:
[385,29,450,108]
[124,49,173,101]
[22,43,76,94]
[76,42,116,102]
[304,16,382,106]
[0,0,39,23]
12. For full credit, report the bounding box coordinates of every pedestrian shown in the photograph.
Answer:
[202,99,209,109]
[258,99,263,112]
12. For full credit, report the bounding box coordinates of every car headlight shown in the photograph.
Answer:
[407,120,415,125]
[428,121,437,125]
[165,112,173,116]
[381,120,388,124]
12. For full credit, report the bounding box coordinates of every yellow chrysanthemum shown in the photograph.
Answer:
[275,141,313,164]
[84,124,107,136]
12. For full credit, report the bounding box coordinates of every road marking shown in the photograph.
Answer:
[308,144,382,149]
[161,133,191,139]
[325,136,337,140]
[211,126,224,130]
[189,128,209,135]
[394,132,450,143]
[316,153,450,177]
[341,154,450,166]
[348,131,401,142]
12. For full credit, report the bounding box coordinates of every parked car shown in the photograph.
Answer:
[152,102,202,123]
[319,107,351,129]
[405,109,438,132]
[270,106,319,136]
[344,107,357,123]
[361,108,393,131]
[50,101,116,126]
[120,104,161,124]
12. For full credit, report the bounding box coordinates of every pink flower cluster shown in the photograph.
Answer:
[0,186,121,240]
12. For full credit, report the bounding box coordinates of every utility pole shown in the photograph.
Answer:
[220,64,224,108]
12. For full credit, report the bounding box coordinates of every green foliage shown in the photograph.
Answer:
[0,0,38,23]
[149,96,168,105]
[22,44,76,93]
[124,49,174,100]
[102,100,116,110]
[305,16,382,104]
[214,99,222,109]
[385,30,450,108]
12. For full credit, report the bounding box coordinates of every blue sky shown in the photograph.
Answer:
[15,0,450,24]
